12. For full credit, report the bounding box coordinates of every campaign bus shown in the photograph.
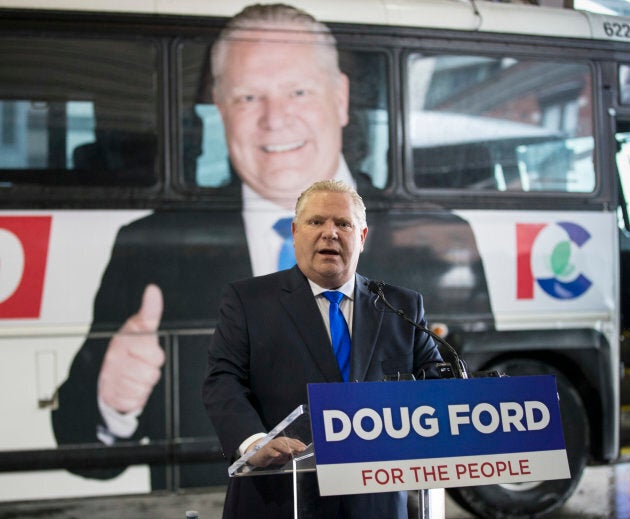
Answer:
[0,0,629,517]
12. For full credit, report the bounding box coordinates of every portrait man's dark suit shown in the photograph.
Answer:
[51,208,250,488]
[50,192,492,489]
[202,265,442,519]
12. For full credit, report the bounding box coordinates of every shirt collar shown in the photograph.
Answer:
[308,275,355,301]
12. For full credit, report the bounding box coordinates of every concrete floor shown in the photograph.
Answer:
[0,461,628,519]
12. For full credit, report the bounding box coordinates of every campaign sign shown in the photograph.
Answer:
[307,376,570,496]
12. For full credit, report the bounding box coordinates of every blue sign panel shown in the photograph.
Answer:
[307,376,569,495]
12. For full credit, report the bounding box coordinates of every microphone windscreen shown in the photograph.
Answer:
[367,280,384,294]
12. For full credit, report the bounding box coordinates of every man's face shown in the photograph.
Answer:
[292,191,367,289]
[214,29,349,207]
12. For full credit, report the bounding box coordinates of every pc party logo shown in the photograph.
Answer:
[516,222,591,300]
[0,216,51,318]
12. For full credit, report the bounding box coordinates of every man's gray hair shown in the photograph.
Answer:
[295,180,367,229]
[211,3,340,96]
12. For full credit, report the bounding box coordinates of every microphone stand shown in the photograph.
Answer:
[367,280,468,379]
[369,280,459,519]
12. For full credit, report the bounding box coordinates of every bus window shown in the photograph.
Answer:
[0,36,159,187]
[340,49,389,190]
[407,54,595,193]
[177,40,230,189]
[620,64,630,105]
[0,99,96,170]
[617,128,630,230]
[178,40,390,191]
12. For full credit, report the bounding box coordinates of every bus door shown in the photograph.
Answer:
[613,69,630,453]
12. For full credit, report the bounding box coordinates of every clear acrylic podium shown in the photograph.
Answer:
[228,405,444,519]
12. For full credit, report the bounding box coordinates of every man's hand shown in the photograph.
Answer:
[98,284,165,414]
[246,437,308,468]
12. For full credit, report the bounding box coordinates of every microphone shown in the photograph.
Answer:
[367,280,468,379]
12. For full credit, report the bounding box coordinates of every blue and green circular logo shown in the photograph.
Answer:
[518,221,592,300]
[532,222,592,299]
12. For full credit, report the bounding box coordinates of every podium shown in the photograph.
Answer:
[228,376,569,519]
[228,404,444,519]
[228,405,314,477]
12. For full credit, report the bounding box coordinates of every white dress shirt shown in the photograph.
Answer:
[309,276,355,342]
[243,156,355,276]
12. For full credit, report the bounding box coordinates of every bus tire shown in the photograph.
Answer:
[446,358,589,518]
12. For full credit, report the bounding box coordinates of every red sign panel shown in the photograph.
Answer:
[0,216,52,319]
[515,223,545,300]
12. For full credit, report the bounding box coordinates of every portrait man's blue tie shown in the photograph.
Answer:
[273,217,296,270]
[322,291,351,382]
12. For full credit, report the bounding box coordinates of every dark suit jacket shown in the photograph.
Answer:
[202,266,443,519]
[51,210,251,487]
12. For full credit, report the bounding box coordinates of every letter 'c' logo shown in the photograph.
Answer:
[516,222,591,300]
[0,216,52,318]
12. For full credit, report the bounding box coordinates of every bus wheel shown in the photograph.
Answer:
[446,358,589,518]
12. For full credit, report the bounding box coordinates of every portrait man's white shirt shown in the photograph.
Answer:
[243,156,355,277]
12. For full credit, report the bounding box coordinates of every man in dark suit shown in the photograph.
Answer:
[203,180,443,519]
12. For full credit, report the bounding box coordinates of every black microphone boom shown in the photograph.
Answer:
[367,280,468,379]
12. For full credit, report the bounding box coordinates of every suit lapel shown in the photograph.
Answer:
[280,267,342,382]
[350,274,383,382]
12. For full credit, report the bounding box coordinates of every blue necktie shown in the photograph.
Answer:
[273,217,296,270]
[322,291,351,382]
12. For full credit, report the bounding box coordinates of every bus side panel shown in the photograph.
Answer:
[458,209,620,460]
[459,210,617,336]
[0,210,150,500]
